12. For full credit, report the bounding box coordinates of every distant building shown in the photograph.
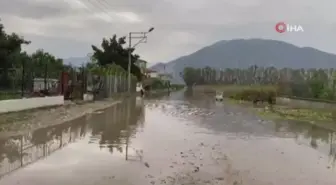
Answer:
[144,69,158,78]
[33,78,59,91]
[135,60,150,92]
[135,59,147,74]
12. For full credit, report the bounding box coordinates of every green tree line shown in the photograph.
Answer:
[0,20,71,90]
[181,66,336,100]
[0,19,143,92]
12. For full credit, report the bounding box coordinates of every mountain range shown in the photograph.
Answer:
[150,39,336,84]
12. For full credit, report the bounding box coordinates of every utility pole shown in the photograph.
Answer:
[127,27,154,93]
[128,32,132,93]
[21,58,25,97]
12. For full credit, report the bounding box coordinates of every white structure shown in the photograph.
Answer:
[135,59,147,74]
[33,78,59,91]
[136,82,143,92]
[83,93,94,101]
[149,71,158,78]
[0,96,64,113]
[215,91,224,101]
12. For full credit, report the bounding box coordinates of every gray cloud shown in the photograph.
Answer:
[0,0,335,64]
[0,0,76,19]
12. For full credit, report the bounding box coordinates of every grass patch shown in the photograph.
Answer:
[223,90,336,131]
[255,106,335,122]
[229,87,276,102]
[226,99,335,122]
[0,91,22,100]
[255,106,336,131]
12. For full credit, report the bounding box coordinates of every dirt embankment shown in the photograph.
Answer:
[0,99,121,134]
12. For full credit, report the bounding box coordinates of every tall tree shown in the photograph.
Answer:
[181,67,199,86]
[30,49,64,79]
[0,20,30,88]
[91,35,142,80]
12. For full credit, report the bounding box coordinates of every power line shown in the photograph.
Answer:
[62,0,95,15]
[61,0,114,23]
[94,0,113,9]
[99,0,115,9]
[61,0,133,40]
[86,0,115,21]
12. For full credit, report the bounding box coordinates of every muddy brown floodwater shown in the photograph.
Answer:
[1,91,336,185]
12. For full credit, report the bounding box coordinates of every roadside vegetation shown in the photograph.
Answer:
[0,19,146,100]
[149,78,170,90]
[257,106,333,121]
[256,106,336,132]
[0,21,66,99]
[181,66,336,101]
[170,84,185,90]
[142,75,184,92]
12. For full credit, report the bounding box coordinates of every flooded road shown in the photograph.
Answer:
[1,91,336,184]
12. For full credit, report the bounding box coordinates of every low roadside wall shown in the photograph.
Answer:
[83,93,94,101]
[276,97,336,110]
[0,96,64,113]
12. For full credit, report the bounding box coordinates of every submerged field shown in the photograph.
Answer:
[194,84,336,131]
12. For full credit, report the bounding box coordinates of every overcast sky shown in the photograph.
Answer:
[0,0,334,64]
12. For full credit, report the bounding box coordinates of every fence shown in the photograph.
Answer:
[0,63,138,101]
[85,72,137,100]
[100,75,136,98]
[0,63,63,100]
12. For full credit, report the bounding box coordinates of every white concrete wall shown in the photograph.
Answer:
[83,93,94,101]
[0,96,64,113]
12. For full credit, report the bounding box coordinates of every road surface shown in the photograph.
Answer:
[0,91,336,185]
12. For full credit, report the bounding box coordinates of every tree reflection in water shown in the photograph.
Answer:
[0,115,87,178]
[0,136,22,164]
[0,98,145,177]
[89,97,145,155]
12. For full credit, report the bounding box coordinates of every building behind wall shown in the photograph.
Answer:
[135,59,147,75]
[33,78,59,92]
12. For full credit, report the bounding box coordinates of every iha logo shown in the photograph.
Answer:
[275,22,304,33]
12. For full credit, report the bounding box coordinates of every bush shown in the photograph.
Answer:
[0,91,21,100]
[228,86,277,104]
[170,84,184,90]
[151,78,168,90]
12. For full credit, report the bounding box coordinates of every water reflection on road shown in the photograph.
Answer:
[0,92,336,184]
[0,97,145,182]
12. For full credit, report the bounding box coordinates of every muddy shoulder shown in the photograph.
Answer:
[0,100,120,133]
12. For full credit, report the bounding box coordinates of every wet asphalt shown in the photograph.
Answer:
[0,91,336,185]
